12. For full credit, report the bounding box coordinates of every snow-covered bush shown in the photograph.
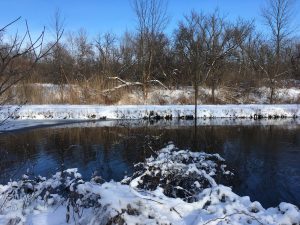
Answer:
[122,144,234,202]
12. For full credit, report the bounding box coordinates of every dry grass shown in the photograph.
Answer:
[6,76,130,105]
[2,78,300,105]
[177,94,194,105]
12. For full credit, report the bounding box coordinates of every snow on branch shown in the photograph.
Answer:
[101,76,143,94]
[148,79,168,90]
[101,76,168,94]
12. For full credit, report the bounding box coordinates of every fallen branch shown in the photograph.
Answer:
[101,76,168,94]
[101,77,143,94]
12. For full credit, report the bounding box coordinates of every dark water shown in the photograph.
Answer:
[0,120,299,208]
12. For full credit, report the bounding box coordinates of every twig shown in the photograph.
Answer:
[170,206,183,218]
[0,17,21,32]
[201,211,264,225]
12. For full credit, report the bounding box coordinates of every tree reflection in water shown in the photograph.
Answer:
[0,122,299,208]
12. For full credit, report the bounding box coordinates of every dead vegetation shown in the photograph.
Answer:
[5,80,300,105]
[1,0,300,106]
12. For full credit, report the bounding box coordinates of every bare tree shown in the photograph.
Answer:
[0,17,62,105]
[260,0,296,103]
[291,42,300,79]
[74,28,95,80]
[119,31,136,79]
[262,0,295,60]
[95,32,120,77]
[53,10,68,102]
[133,0,169,100]
[175,10,251,114]
[100,0,169,101]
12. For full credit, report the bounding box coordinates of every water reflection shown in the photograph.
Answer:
[0,120,299,208]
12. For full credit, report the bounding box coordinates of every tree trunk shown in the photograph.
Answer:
[143,71,148,102]
[143,82,148,102]
[194,82,198,121]
[194,81,198,151]
[211,81,215,104]
[270,85,275,104]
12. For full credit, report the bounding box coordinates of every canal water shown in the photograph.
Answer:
[0,119,299,208]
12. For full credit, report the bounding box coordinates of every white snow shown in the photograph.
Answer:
[1,104,299,132]
[0,145,299,225]
[247,87,300,104]
[94,85,300,105]
[0,104,299,121]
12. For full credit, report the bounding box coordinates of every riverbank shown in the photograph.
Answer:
[1,104,299,121]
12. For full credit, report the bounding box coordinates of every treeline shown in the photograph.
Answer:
[1,0,300,104]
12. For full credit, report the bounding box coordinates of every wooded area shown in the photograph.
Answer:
[1,0,300,104]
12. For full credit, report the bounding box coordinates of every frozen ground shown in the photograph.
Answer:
[0,144,299,225]
[1,104,299,121]
[0,104,299,132]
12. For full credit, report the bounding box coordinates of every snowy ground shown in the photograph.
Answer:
[121,87,300,105]
[1,104,299,121]
[0,104,299,132]
[0,144,299,225]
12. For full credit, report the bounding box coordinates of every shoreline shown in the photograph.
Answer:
[1,104,299,121]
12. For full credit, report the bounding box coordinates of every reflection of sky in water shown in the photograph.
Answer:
[221,128,300,208]
[0,121,299,208]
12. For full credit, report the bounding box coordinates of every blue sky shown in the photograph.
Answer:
[1,0,300,39]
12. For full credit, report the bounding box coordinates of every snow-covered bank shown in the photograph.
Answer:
[1,118,300,132]
[1,104,300,121]
[0,144,299,225]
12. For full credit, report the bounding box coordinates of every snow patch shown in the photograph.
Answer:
[0,104,299,122]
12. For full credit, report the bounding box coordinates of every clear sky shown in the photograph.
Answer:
[1,0,300,40]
